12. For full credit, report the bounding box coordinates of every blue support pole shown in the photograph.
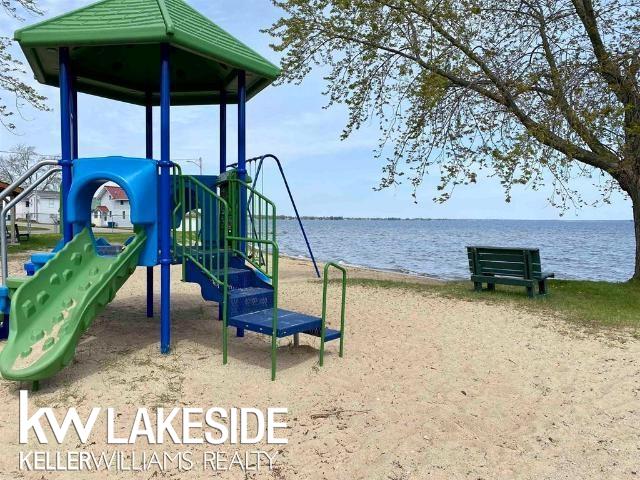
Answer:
[159,44,172,354]
[59,47,73,244]
[237,71,247,253]
[220,90,227,174]
[0,314,8,340]
[146,94,154,318]
[71,76,78,160]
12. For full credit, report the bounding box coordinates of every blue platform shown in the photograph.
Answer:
[228,308,341,340]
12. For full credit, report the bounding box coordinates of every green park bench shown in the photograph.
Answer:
[467,246,554,298]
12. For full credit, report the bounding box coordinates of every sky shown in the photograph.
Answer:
[0,0,632,220]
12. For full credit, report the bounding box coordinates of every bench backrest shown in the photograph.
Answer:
[467,246,542,279]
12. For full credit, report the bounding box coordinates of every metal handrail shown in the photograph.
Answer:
[1,167,62,284]
[228,154,320,278]
[319,262,347,367]
[0,160,59,204]
[170,162,184,277]
[226,235,279,380]
[228,177,276,275]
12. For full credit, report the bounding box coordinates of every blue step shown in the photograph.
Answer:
[228,287,273,317]
[174,248,244,269]
[303,327,342,341]
[184,259,267,302]
[228,308,341,341]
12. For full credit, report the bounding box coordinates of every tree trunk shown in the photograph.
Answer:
[631,189,640,281]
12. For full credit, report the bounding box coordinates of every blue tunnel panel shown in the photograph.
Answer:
[67,157,159,266]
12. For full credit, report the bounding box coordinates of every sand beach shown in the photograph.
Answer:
[0,255,638,479]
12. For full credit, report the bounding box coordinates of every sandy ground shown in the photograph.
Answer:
[0,255,638,479]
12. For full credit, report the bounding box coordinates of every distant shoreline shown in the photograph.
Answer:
[277,216,633,222]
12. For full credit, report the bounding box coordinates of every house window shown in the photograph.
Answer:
[122,211,126,219]
[120,200,124,206]
[94,211,98,218]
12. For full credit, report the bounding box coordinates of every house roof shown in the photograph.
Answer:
[95,205,109,213]
[0,182,23,198]
[103,185,128,201]
[14,0,280,106]
[30,190,60,198]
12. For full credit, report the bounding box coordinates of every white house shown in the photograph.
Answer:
[15,190,61,224]
[92,184,132,228]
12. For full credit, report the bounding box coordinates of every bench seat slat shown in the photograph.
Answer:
[477,260,527,271]
[480,268,527,277]
[468,252,526,263]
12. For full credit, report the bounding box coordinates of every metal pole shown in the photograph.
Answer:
[146,94,154,318]
[252,155,321,278]
[1,168,61,284]
[220,90,227,174]
[237,71,247,253]
[71,76,78,160]
[59,47,73,244]
[10,205,16,245]
[159,44,172,354]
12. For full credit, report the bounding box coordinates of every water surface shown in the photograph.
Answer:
[277,219,634,282]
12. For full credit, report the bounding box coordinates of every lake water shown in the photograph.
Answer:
[277,219,635,282]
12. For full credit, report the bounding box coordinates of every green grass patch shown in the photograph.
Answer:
[15,224,49,231]
[7,233,133,254]
[337,277,640,329]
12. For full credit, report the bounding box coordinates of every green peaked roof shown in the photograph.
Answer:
[15,0,280,105]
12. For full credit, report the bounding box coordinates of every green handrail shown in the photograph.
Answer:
[180,175,229,287]
[228,177,276,274]
[171,163,184,275]
[319,262,347,367]
[226,236,279,381]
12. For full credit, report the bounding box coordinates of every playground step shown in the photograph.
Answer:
[303,327,342,341]
[184,259,268,302]
[209,267,255,289]
[228,287,273,317]
[174,247,235,263]
[228,308,341,341]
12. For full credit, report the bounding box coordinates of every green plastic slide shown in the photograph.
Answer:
[0,227,146,382]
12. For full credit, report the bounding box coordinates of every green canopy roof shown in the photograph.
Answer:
[15,0,280,106]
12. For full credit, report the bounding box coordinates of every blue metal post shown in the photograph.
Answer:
[237,71,247,252]
[220,90,227,174]
[59,48,73,244]
[146,95,154,318]
[71,77,78,159]
[159,44,171,353]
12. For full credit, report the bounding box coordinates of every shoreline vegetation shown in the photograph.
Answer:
[335,276,640,331]
[7,234,639,331]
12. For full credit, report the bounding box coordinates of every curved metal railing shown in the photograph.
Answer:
[320,262,347,366]
[229,154,320,278]
[1,167,62,285]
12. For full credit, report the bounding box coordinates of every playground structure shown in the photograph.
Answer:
[0,0,346,386]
